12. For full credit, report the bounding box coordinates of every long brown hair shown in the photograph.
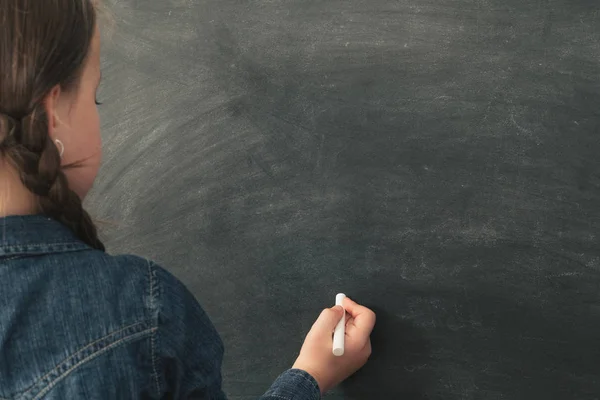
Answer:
[0,0,105,251]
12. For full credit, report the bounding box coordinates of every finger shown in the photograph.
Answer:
[344,317,363,340]
[345,324,371,350]
[342,313,373,353]
[364,339,372,358]
[311,306,344,336]
[344,316,360,337]
[342,297,369,318]
[342,297,376,333]
[345,315,354,328]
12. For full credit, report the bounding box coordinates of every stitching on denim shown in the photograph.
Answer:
[0,242,89,258]
[288,369,320,392]
[29,327,157,400]
[14,322,148,397]
[290,369,321,398]
[0,255,21,261]
[149,260,161,395]
[304,371,320,393]
[0,247,89,263]
[15,322,154,400]
[19,322,148,397]
[0,242,85,251]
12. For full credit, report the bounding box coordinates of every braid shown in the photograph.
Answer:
[3,105,105,251]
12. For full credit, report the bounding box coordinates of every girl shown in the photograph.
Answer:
[0,1,376,399]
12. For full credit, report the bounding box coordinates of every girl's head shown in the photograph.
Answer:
[0,0,104,250]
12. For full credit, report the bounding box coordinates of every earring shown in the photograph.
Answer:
[55,139,65,158]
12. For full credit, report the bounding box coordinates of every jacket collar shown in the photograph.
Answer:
[0,215,90,257]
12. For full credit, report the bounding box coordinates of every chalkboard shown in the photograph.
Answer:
[88,0,600,398]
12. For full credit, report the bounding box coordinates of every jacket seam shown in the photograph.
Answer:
[148,260,161,395]
[0,243,89,258]
[0,242,86,250]
[0,247,90,261]
[15,322,155,400]
[30,327,157,400]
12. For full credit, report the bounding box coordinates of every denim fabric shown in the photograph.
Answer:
[0,215,320,400]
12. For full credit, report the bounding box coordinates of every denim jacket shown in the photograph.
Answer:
[0,215,320,400]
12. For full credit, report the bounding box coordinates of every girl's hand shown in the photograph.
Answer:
[292,297,376,393]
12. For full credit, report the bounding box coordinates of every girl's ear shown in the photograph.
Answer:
[43,85,62,137]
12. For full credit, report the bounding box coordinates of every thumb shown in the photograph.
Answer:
[312,306,344,335]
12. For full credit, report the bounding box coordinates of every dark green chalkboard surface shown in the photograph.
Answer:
[89,0,600,398]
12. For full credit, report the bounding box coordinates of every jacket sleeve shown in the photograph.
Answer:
[152,262,227,399]
[152,262,321,400]
[259,369,321,400]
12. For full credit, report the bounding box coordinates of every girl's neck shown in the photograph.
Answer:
[0,162,38,217]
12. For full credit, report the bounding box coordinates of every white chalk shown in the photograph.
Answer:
[332,293,346,356]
